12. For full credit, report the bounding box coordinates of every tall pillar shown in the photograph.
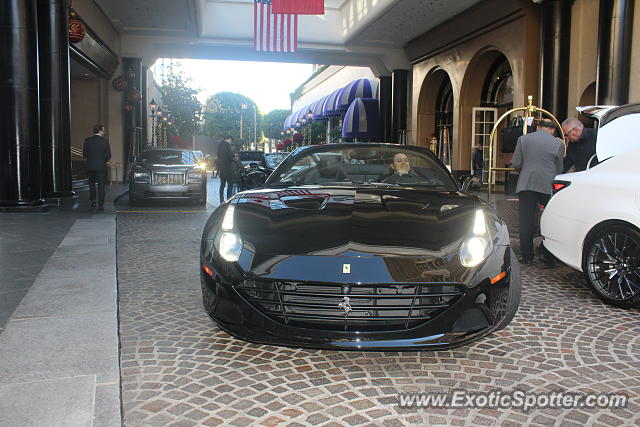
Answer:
[0,0,45,209]
[596,0,634,105]
[38,0,75,200]
[378,75,392,142]
[539,0,572,120]
[122,57,143,180]
[391,70,409,143]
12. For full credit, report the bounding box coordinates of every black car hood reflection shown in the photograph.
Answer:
[232,186,478,263]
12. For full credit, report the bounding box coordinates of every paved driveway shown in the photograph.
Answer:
[116,180,639,426]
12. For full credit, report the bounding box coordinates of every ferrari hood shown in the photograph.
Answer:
[231,186,478,260]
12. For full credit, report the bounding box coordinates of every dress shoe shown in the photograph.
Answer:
[518,256,533,266]
[98,206,104,212]
[91,201,96,208]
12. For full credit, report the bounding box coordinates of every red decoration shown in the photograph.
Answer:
[292,133,303,144]
[126,68,136,80]
[283,138,292,146]
[126,88,142,104]
[68,12,85,43]
[112,76,127,91]
[276,142,285,150]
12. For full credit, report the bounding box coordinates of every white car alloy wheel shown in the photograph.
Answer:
[583,225,640,308]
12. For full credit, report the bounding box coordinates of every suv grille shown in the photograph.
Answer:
[152,172,184,185]
[234,280,464,331]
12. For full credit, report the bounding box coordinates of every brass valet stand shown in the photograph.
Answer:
[486,96,566,205]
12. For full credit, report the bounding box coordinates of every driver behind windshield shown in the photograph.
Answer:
[378,153,419,183]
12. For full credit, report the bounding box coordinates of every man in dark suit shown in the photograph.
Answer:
[561,118,597,172]
[83,124,111,211]
[216,136,234,203]
[512,120,564,266]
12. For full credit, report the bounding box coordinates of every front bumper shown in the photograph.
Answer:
[131,183,205,200]
[200,247,513,351]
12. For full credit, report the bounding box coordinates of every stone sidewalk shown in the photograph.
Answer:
[0,185,124,427]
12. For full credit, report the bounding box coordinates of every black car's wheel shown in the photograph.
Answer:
[197,185,207,206]
[128,185,137,206]
[493,251,522,332]
[583,225,640,308]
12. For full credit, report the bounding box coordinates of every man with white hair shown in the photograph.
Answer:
[561,118,597,172]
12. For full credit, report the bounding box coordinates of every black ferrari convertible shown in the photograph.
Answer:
[200,143,520,350]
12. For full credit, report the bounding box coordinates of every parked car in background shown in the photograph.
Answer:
[200,143,521,350]
[238,150,266,167]
[129,148,208,205]
[541,104,640,308]
[264,152,288,169]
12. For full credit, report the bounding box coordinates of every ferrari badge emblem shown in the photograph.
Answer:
[338,296,352,315]
[342,263,351,274]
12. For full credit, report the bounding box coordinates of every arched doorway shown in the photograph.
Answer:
[460,50,514,181]
[578,82,597,127]
[417,68,454,166]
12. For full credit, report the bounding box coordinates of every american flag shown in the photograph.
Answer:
[254,0,297,53]
[272,0,324,15]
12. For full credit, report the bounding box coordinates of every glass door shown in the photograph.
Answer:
[471,107,497,183]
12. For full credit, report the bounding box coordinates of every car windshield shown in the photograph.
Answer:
[264,152,287,168]
[139,150,197,165]
[267,146,457,190]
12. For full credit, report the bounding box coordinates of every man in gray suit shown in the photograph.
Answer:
[512,120,564,266]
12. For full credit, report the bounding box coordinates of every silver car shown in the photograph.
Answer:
[128,149,207,205]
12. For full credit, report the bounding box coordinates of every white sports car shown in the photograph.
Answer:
[540,104,640,308]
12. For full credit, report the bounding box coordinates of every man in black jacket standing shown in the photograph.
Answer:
[217,136,234,203]
[561,118,597,172]
[83,124,111,211]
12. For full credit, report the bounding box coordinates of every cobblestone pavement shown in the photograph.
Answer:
[117,190,640,426]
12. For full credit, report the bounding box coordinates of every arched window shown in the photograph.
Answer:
[481,55,513,108]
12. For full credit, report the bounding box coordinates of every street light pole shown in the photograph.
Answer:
[253,105,257,149]
[149,99,157,148]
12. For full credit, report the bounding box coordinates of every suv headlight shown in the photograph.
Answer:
[133,171,149,183]
[187,169,204,183]
[459,209,493,267]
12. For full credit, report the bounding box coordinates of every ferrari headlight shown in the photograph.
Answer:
[216,232,243,262]
[459,209,493,267]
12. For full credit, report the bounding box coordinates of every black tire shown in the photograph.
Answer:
[582,225,640,308]
[493,250,522,331]
[197,185,207,206]
[128,186,137,206]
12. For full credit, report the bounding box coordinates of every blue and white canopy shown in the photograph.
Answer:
[335,79,377,112]
[322,88,344,117]
[311,97,328,120]
[342,98,379,139]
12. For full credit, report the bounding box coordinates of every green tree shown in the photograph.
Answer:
[159,67,202,147]
[204,92,261,150]
[262,109,290,140]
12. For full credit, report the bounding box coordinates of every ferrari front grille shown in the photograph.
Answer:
[234,280,465,331]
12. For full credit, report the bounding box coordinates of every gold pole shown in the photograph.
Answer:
[486,95,566,205]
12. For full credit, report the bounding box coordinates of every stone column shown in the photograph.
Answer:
[539,0,573,119]
[0,0,46,209]
[38,0,75,200]
[391,70,409,143]
[596,0,634,105]
[378,75,392,142]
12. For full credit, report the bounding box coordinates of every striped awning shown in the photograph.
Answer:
[335,79,377,112]
[284,113,294,130]
[322,88,343,117]
[311,97,328,120]
[342,98,379,139]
